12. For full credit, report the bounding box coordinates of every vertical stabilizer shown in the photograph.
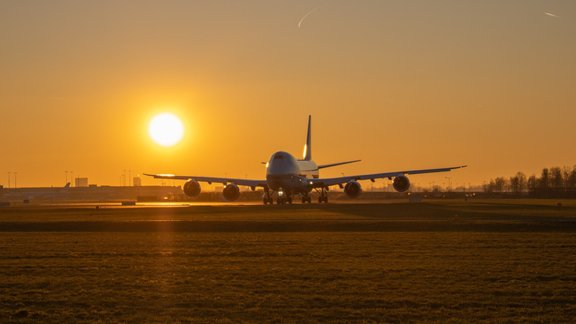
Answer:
[303,115,312,161]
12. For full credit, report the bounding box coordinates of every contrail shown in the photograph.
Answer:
[545,12,559,18]
[298,7,319,29]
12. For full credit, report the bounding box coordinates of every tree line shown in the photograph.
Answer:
[483,166,576,197]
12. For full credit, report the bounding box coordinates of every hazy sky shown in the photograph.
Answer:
[1,0,575,188]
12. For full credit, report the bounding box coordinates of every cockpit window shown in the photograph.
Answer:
[274,154,284,160]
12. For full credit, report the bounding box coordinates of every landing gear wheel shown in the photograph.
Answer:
[318,187,329,203]
[263,190,273,205]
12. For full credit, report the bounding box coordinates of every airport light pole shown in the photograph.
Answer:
[8,172,11,188]
[14,172,17,188]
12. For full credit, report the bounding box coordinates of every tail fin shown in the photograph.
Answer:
[303,115,312,161]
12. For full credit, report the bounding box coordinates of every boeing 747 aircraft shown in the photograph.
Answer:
[146,116,466,204]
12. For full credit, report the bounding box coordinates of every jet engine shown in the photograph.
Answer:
[183,179,201,197]
[393,175,411,192]
[344,181,362,198]
[223,184,241,201]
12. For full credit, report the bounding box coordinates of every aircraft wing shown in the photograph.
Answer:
[144,173,267,188]
[309,165,467,188]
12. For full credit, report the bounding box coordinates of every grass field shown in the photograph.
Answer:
[1,200,576,322]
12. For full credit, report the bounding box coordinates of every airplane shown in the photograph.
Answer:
[145,116,466,204]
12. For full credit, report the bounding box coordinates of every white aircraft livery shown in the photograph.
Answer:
[146,116,466,204]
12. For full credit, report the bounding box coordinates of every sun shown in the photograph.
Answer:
[148,113,184,147]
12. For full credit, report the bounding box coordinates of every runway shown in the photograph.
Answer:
[1,200,576,233]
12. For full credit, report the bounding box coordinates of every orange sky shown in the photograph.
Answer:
[1,1,575,188]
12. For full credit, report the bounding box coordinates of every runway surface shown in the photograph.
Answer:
[2,200,576,233]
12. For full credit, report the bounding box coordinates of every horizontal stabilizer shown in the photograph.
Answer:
[318,160,361,169]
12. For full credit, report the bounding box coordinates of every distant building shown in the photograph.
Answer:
[133,177,142,187]
[75,177,89,188]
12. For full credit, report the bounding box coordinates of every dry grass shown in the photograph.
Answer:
[1,201,576,322]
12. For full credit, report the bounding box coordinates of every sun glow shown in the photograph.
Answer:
[148,113,184,147]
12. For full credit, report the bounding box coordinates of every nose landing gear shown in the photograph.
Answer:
[263,188,326,205]
[276,196,293,205]
[263,188,294,205]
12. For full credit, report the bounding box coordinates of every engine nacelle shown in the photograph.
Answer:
[344,181,362,198]
[183,179,201,197]
[222,184,241,201]
[393,175,411,192]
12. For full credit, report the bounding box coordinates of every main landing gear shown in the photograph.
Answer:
[263,189,274,205]
[317,187,328,203]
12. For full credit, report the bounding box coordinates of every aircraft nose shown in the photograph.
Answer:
[267,152,298,175]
